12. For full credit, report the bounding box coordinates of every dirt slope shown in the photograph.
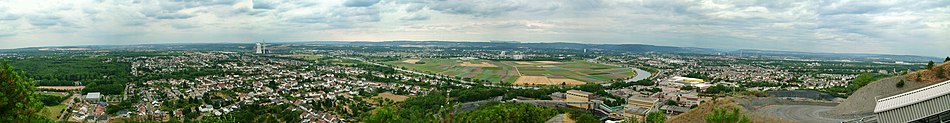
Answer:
[828,62,950,116]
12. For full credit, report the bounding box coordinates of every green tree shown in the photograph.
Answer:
[896,80,905,88]
[937,67,946,78]
[0,61,46,122]
[453,103,560,123]
[680,86,694,91]
[705,107,750,123]
[945,57,949,62]
[927,61,935,69]
[645,111,665,123]
[571,113,600,123]
[917,73,923,82]
[362,106,405,123]
[623,116,639,123]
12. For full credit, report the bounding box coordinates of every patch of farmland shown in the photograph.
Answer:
[402,59,421,64]
[514,61,536,65]
[457,71,477,78]
[513,76,584,85]
[387,58,636,85]
[460,61,498,67]
[534,61,564,64]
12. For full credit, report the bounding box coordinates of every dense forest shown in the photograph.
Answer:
[6,56,131,86]
[3,52,186,95]
[362,91,600,123]
[4,55,131,95]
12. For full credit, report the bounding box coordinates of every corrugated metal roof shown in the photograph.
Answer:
[628,96,659,102]
[567,90,593,95]
[86,92,101,99]
[874,80,950,113]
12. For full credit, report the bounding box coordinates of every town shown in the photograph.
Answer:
[3,41,934,123]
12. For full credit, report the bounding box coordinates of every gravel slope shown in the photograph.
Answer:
[827,77,933,116]
[755,105,845,123]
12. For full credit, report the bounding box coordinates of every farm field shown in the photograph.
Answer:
[384,58,635,85]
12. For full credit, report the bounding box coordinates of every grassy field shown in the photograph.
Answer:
[41,104,67,119]
[40,93,70,120]
[384,58,635,85]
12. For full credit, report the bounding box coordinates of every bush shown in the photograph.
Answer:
[705,107,750,123]
[927,61,935,69]
[645,111,666,123]
[896,80,905,88]
[571,113,600,123]
[937,67,946,78]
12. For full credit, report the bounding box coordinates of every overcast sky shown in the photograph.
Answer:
[0,0,947,56]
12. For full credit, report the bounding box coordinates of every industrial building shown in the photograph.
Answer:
[668,76,712,88]
[874,80,950,123]
[623,96,659,122]
[85,92,101,102]
[627,96,659,109]
[566,90,594,109]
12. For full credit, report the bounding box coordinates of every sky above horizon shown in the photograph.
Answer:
[0,0,947,57]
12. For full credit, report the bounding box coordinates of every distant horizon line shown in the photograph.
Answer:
[1,40,943,58]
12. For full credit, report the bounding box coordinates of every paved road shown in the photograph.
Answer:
[755,105,851,123]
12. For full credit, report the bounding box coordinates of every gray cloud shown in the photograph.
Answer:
[0,13,18,21]
[426,1,520,17]
[123,21,146,26]
[0,32,14,37]
[27,15,65,27]
[405,4,425,12]
[153,12,195,19]
[286,7,381,28]
[253,0,279,10]
[400,13,429,21]
[344,0,380,7]
[0,7,19,21]
[172,24,197,29]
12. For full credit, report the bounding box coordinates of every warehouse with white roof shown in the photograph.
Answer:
[874,80,950,123]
